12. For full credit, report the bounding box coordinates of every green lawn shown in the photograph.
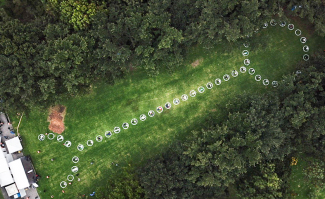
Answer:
[289,154,325,199]
[10,19,324,198]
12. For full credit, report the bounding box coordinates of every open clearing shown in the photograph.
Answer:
[12,20,324,198]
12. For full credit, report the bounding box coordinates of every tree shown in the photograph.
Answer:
[236,163,285,199]
[139,142,223,199]
[97,167,145,199]
[46,0,103,30]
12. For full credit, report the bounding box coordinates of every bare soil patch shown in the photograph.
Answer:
[284,11,315,36]
[48,105,66,134]
[191,58,203,68]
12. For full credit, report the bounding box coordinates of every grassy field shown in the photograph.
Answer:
[289,154,325,199]
[10,19,324,198]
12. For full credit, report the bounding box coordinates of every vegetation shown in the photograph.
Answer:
[2,0,324,112]
[1,0,325,198]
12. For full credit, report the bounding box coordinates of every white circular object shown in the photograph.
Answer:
[140,114,146,121]
[231,70,238,77]
[64,141,72,147]
[295,29,301,36]
[57,135,64,142]
[148,110,155,117]
[263,79,269,86]
[156,106,163,113]
[122,123,129,129]
[38,134,45,141]
[122,122,130,129]
[270,19,277,26]
[72,156,79,163]
[131,118,138,125]
[215,78,221,85]
[165,102,171,109]
[255,75,262,81]
[248,68,255,75]
[114,127,121,133]
[279,21,286,27]
[47,133,55,140]
[223,74,230,81]
[244,59,250,66]
[173,98,180,105]
[242,50,249,56]
[198,86,205,93]
[243,43,249,48]
[303,54,309,61]
[206,82,213,89]
[77,144,84,151]
[288,24,294,30]
[96,135,103,142]
[189,90,196,97]
[300,37,307,43]
[87,140,94,146]
[272,81,278,87]
[303,45,309,52]
[181,94,189,101]
[240,66,247,73]
[67,175,74,181]
[181,94,188,101]
[60,181,67,188]
[71,166,78,173]
[105,131,112,138]
[262,22,268,28]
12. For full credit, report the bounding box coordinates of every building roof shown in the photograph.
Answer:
[0,157,10,174]
[0,170,14,187]
[5,137,22,154]
[5,183,19,196]
[8,159,29,189]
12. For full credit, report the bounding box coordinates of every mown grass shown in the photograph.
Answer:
[9,19,325,198]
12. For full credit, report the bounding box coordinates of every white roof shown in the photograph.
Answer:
[0,158,10,173]
[0,149,5,159]
[8,159,29,189]
[5,137,23,154]
[5,183,19,196]
[5,153,13,163]
[0,170,14,187]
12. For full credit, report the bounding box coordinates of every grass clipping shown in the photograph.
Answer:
[48,105,66,134]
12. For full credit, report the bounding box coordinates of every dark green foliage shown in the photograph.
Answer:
[276,55,325,156]
[139,142,224,199]
[97,167,145,199]
[0,11,47,111]
[236,162,287,199]
[287,0,325,36]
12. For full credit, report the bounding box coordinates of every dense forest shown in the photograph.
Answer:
[1,0,325,198]
[1,0,325,112]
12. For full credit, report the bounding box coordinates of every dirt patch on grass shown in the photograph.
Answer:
[191,58,203,68]
[48,105,66,134]
[286,13,315,36]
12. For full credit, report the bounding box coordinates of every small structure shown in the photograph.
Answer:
[4,184,18,197]
[0,149,14,187]
[8,159,29,190]
[5,137,22,154]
